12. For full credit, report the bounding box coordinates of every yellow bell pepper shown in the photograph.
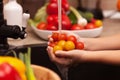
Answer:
[0,56,26,80]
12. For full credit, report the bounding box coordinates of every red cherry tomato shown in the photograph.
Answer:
[49,0,69,12]
[51,32,59,41]
[58,33,67,41]
[46,2,58,15]
[47,15,58,27]
[37,22,47,30]
[48,42,58,47]
[62,0,70,11]
[46,24,58,30]
[85,23,97,29]
[67,35,77,44]
[71,24,84,30]
[50,0,57,3]
[47,15,55,24]
[91,18,96,24]
[75,42,84,50]
[62,15,72,30]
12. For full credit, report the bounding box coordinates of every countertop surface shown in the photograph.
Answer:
[8,18,120,46]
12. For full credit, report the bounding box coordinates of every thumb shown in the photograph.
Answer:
[55,51,72,58]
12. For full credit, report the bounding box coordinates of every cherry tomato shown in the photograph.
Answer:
[50,0,57,3]
[37,22,47,30]
[51,32,59,41]
[46,24,58,30]
[53,45,63,53]
[57,40,66,48]
[46,2,58,15]
[62,0,70,11]
[62,15,72,30]
[94,20,103,27]
[71,24,84,30]
[75,42,84,50]
[67,35,77,44]
[58,33,67,41]
[47,15,55,24]
[91,18,96,24]
[85,23,97,29]
[64,41,75,51]
[48,42,58,47]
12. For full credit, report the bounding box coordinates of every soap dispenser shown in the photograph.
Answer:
[3,0,23,29]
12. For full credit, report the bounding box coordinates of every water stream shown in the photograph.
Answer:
[57,0,69,80]
[56,63,69,80]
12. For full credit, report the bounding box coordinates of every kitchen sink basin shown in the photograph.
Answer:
[5,43,120,80]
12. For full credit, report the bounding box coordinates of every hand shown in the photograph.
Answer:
[47,46,86,66]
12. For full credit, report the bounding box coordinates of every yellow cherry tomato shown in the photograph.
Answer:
[95,20,103,27]
[57,40,66,48]
[64,41,75,51]
[53,45,63,53]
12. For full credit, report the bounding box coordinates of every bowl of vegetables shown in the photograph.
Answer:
[29,0,103,40]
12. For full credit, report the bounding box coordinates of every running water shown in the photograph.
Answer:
[56,63,69,80]
[56,0,69,80]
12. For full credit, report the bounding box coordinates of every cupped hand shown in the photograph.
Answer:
[47,46,86,66]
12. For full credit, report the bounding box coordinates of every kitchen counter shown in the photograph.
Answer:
[8,18,120,46]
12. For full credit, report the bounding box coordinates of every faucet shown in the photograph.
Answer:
[0,0,29,55]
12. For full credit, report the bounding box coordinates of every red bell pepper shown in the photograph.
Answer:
[0,63,21,80]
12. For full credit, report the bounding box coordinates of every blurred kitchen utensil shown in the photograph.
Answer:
[77,0,104,20]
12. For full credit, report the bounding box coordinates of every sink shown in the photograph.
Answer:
[6,43,120,80]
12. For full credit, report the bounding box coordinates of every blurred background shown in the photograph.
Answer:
[3,0,117,18]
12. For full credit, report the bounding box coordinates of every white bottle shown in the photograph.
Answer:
[3,0,23,29]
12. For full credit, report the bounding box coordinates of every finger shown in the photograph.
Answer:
[56,58,74,66]
[55,51,72,59]
[46,46,56,60]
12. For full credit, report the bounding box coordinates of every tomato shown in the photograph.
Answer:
[37,22,47,30]
[49,0,69,12]
[47,15,54,24]
[57,40,66,48]
[50,0,57,3]
[46,2,58,15]
[62,15,72,30]
[48,42,58,47]
[85,23,97,29]
[53,45,63,53]
[94,20,102,27]
[67,35,77,44]
[75,42,84,50]
[91,18,96,24]
[71,24,84,30]
[51,32,59,41]
[62,0,70,11]
[46,24,58,30]
[58,33,67,41]
[64,41,75,51]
